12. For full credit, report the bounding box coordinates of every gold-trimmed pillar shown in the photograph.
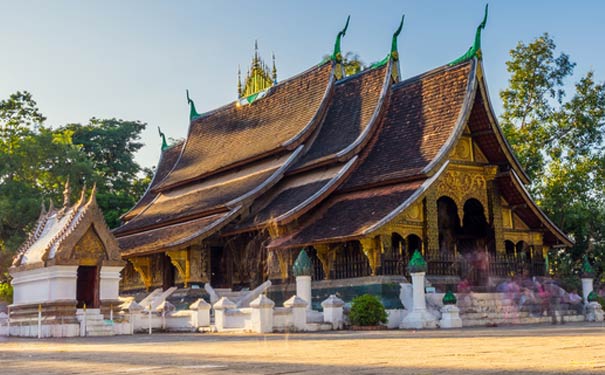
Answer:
[315,244,337,280]
[129,256,152,291]
[424,193,439,253]
[359,236,382,276]
[488,180,505,254]
[166,249,191,288]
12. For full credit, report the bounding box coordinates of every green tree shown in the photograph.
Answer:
[61,119,150,227]
[500,34,605,282]
[0,92,150,280]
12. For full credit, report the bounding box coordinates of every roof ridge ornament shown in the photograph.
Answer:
[158,126,169,151]
[330,15,350,63]
[369,15,404,80]
[186,89,201,122]
[391,14,405,60]
[449,4,488,66]
[331,16,350,80]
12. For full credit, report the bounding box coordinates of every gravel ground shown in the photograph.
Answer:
[1,323,605,374]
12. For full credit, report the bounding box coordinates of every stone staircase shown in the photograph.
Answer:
[76,308,114,336]
[457,294,585,326]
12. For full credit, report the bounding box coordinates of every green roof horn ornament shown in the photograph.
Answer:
[370,15,405,79]
[330,15,350,63]
[292,248,313,277]
[407,249,428,273]
[186,89,201,121]
[391,14,405,61]
[158,126,168,151]
[449,4,488,66]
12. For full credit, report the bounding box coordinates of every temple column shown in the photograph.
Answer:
[488,180,505,254]
[129,257,152,291]
[359,237,382,276]
[166,249,191,288]
[424,193,439,253]
[315,244,337,280]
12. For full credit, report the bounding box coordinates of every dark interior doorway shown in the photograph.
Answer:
[76,266,98,308]
[210,246,228,288]
[162,253,176,290]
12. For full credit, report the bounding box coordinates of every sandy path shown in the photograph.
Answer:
[1,323,604,374]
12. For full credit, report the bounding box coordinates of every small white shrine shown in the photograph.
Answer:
[8,183,125,337]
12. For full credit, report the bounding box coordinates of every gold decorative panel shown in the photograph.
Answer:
[72,227,107,265]
[502,208,513,229]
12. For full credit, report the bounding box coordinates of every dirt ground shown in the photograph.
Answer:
[1,323,605,374]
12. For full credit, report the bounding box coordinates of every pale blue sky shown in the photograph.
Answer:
[1,1,604,169]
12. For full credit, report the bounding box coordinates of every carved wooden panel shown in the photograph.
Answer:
[72,227,107,264]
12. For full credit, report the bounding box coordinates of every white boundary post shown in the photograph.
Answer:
[37,304,42,339]
[148,304,152,335]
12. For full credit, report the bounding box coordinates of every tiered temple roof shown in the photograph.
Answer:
[12,184,123,271]
[114,13,572,258]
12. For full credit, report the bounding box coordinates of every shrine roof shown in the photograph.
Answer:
[114,151,298,236]
[118,209,240,257]
[228,159,357,233]
[292,63,390,170]
[12,186,122,271]
[121,141,184,222]
[268,179,426,249]
[156,62,334,190]
[341,59,474,191]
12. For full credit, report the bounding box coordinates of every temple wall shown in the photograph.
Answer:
[11,265,78,305]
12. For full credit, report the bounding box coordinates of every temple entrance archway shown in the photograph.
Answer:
[76,265,98,308]
[437,196,461,255]
[406,234,422,256]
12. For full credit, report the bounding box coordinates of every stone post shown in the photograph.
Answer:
[189,298,211,328]
[581,255,596,303]
[585,292,604,322]
[292,249,313,310]
[213,297,236,331]
[284,295,308,331]
[439,291,462,328]
[321,295,344,330]
[582,278,594,304]
[401,250,437,329]
[249,295,275,333]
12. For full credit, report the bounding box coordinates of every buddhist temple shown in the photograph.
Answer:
[114,9,572,301]
[9,183,124,335]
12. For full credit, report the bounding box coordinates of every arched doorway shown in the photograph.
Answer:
[505,240,515,256]
[516,241,531,262]
[406,234,422,257]
[459,199,492,286]
[437,196,461,255]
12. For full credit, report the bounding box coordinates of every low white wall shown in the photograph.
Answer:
[11,266,78,305]
[99,266,123,301]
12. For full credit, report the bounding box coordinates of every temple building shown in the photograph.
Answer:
[9,184,124,335]
[114,10,572,299]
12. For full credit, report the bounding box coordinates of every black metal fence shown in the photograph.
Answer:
[306,246,545,281]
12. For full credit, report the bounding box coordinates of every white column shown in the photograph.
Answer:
[581,278,594,304]
[295,275,312,311]
[400,272,437,329]
[189,298,211,328]
[213,297,236,332]
[321,295,344,330]
[99,266,124,301]
[284,295,308,331]
[249,295,275,333]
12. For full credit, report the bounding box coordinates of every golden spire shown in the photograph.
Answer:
[239,41,275,98]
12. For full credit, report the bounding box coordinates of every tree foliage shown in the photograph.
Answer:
[0,91,151,280]
[500,34,605,283]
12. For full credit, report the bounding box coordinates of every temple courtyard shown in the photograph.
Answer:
[0,324,604,374]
